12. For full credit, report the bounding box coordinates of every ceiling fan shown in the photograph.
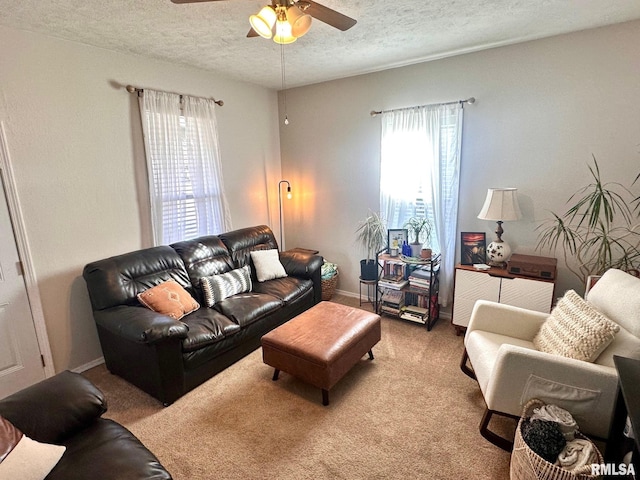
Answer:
[170,0,357,44]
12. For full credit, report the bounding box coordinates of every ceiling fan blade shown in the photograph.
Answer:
[170,0,226,4]
[303,1,357,31]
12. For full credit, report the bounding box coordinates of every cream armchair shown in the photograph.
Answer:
[461,268,640,450]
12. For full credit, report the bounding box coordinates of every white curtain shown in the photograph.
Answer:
[139,89,232,245]
[380,103,463,306]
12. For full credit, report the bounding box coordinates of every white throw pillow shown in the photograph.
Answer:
[0,434,66,480]
[533,289,619,362]
[250,249,287,282]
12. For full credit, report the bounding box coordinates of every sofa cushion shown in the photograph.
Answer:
[171,236,235,300]
[218,225,279,268]
[137,280,200,321]
[534,289,619,362]
[252,277,313,304]
[200,266,252,307]
[250,249,287,282]
[0,419,66,480]
[83,245,192,310]
[180,308,241,352]
[214,293,283,328]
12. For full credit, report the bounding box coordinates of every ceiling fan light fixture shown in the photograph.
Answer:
[286,6,312,38]
[249,5,277,39]
[273,19,297,44]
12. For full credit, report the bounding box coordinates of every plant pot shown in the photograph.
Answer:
[421,248,432,259]
[360,259,378,281]
[410,243,422,258]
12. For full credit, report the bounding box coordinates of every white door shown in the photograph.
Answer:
[0,179,45,398]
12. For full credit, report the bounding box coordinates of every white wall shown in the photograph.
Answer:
[0,25,282,372]
[279,20,640,307]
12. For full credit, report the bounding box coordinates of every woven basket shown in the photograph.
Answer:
[321,272,339,301]
[510,399,603,480]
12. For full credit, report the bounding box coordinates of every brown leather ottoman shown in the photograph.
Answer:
[261,301,381,406]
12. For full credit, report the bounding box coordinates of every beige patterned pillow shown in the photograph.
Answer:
[533,289,619,362]
[137,280,199,320]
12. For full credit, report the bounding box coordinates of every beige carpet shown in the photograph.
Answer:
[83,295,512,479]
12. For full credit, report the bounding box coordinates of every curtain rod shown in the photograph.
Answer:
[370,97,475,116]
[125,85,224,107]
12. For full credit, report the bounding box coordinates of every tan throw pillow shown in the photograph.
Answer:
[250,249,287,282]
[533,289,619,362]
[137,280,199,320]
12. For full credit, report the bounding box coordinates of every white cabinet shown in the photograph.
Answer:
[452,265,555,334]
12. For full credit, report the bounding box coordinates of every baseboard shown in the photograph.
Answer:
[71,357,105,373]
[334,288,358,299]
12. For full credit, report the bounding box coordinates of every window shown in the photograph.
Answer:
[138,90,231,245]
[379,103,463,305]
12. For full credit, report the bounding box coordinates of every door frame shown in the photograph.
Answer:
[0,122,54,377]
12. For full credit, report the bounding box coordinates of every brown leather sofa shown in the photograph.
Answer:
[83,225,323,405]
[0,370,171,480]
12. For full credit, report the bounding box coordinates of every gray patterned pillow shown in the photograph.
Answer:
[200,265,252,307]
[533,289,619,362]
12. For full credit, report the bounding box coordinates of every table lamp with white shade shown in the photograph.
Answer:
[477,188,522,267]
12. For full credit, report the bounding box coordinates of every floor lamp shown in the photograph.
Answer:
[278,180,292,250]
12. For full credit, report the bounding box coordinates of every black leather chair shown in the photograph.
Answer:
[0,371,171,480]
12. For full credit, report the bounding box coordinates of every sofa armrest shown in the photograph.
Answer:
[280,252,324,303]
[0,371,106,444]
[485,344,618,438]
[94,305,189,345]
[466,300,548,341]
[279,251,323,279]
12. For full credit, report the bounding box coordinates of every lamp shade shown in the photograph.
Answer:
[273,19,297,44]
[287,6,312,37]
[250,6,277,39]
[477,188,522,221]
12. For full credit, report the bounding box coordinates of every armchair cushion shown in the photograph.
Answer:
[533,290,619,362]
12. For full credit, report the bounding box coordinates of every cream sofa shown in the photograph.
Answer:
[462,268,640,449]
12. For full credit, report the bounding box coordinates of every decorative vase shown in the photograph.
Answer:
[487,240,511,267]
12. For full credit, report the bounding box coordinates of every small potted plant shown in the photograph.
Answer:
[404,217,433,258]
[355,211,387,280]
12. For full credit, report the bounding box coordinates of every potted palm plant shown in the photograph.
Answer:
[536,157,640,285]
[355,211,387,280]
[404,216,433,258]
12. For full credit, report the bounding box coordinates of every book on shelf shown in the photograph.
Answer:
[408,278,431,290]
[400,305,427,323]
[409,267,432,279]
[381,273,404,282]
[379,279,408,290]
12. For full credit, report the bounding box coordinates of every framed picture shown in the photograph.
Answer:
[460,232,486,265]
[387,229,408,250]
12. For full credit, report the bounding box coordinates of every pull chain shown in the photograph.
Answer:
[280,43,289,125]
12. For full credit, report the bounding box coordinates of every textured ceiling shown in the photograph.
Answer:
[1,0,640,90]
